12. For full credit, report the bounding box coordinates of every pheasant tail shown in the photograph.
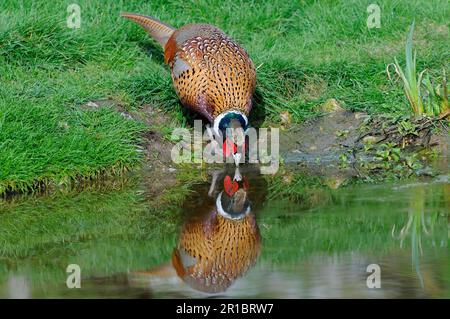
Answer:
[120,12,175,47]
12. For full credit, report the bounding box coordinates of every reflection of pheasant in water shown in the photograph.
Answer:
[129,169,262,294]
[121,13,256,165]
[172,171,260,293]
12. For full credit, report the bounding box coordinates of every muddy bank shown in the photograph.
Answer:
[83,99,448,187]
[281,110,449,162]
[280,109,448,178]
[1,99,450,201]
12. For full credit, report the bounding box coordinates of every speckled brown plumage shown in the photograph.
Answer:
[172,210,261,293]
[122,13,256,123]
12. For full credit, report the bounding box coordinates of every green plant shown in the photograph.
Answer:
[336,129,350,138]
[404,154,422,170]
[387,22,449,117]
[387,22,424,115]
[422,70,449,116]
[376,142,401,162]
[397,120,418,137]
[338,152,350,168]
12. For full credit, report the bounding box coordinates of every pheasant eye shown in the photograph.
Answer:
[218,116,232,132]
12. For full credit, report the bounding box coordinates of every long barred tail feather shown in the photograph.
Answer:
[120,12,175,47]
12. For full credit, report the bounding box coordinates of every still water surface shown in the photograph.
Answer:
[0,168,448,298]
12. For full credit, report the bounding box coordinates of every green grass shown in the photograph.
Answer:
[387,22,449,116]
[1,0,449,194]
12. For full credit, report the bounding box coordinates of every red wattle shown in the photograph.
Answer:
[224,175,239,196]
[223,138,237,157]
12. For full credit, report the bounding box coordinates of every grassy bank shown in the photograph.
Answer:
[1,0,449,195]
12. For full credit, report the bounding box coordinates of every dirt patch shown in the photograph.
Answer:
[280,109,366,162]
[419,21,449,40]
[131,104,177,170]
[280,109,449,178]
[125,104,180,196]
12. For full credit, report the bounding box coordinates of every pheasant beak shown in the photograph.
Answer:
[223,138,243,166]
[233,153,241,166]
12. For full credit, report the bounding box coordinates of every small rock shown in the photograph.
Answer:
[86,101,99,109]
[120,112,134,120]
[317,98,345,113]
[282,173,293,184]
[324,175,347,189]
[363,135,378,144]
[58,121,69,130]
[354,112,368,120]
[280,110,292,126]
[415,167,433,176]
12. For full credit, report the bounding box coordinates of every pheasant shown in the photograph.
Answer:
[128,170,262,293]
[172,173,260,293]
[121,13,256,165]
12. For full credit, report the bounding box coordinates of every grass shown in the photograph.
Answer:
[387,22,449,116]
[1,0,449,194]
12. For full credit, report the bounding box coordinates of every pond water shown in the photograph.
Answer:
[0,167,449,298]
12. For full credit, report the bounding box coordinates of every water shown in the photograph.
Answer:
[0,167,448,298]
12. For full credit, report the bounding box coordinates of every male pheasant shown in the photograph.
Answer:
[172,174,260,293]
[121,13,256,165]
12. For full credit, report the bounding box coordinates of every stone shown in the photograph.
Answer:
[317,98,345,113]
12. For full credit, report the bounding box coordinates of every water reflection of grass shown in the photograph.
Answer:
[260,199,404,263]
[265,171,334,208]
[391,185,448,288]
[0,176,193,291]
[260,183,449,266]
[1,171,448,295]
